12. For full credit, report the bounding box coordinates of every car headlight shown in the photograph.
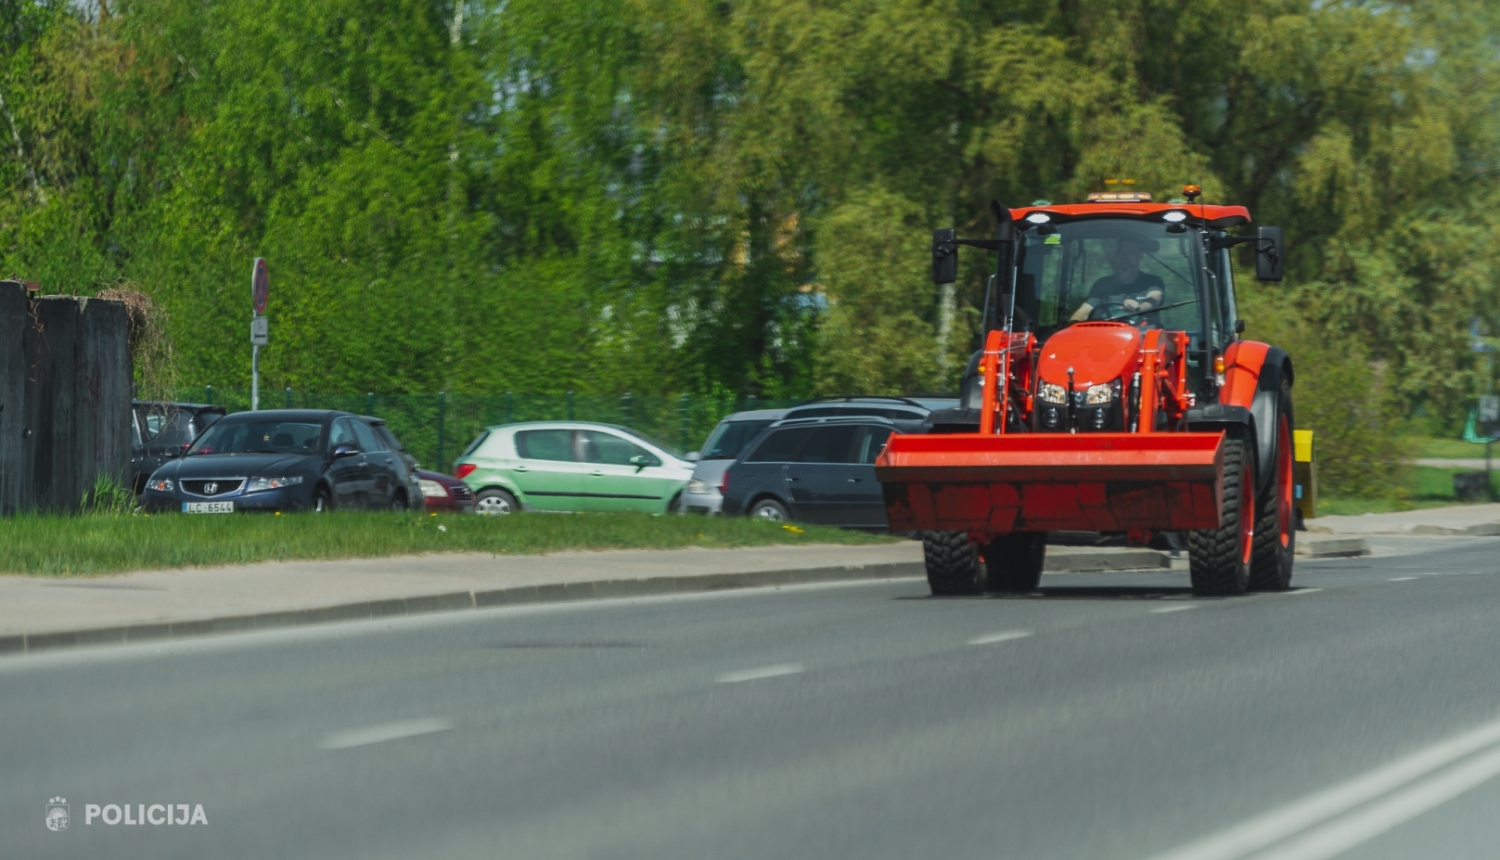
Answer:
[419,479,450,498]
[146,478,174,493]
[1085,383,1114,405]
[1038,382,1066,405]
[245,476,304,492]
[686,479,716,494]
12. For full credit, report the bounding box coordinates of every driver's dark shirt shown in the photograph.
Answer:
[1087,272,1165,304]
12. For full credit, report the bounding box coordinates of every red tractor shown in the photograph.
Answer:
[876,189,1294,596]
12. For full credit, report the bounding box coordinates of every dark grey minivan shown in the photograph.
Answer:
[719,415,923,529]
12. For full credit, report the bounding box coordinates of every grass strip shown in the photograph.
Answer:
[0,511,896,577]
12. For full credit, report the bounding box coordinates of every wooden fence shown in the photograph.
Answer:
[0,282,132,514]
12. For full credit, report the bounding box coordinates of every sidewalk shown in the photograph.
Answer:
[1311,503,1500,536]
[0,542,1173,653]
[10,503,1496,655]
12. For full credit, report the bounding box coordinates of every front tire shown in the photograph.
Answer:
[312,487,332,513]
[924,531,983,595]
[475,488,517,515]
[985,532,1047,592]
[1189,436,1253,595]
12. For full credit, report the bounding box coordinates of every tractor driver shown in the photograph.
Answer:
[1070,237,1165,322]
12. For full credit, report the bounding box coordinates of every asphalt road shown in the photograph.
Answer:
[7,538,1500,859]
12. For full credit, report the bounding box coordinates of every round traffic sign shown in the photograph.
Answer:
[251,257,269,315]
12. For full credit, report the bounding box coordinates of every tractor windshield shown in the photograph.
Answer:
[1013,218,1207,339]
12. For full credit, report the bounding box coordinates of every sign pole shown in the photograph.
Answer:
[250,258,270,411]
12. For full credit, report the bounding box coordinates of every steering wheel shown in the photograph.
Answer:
[1088,299,1131,321]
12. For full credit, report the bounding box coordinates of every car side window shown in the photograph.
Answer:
[352,421,386,453]
[855,426,894,464]
[329,419,358,449]
[795,425,860,463]
[585,430,659,467]
[744,427,813,463]
[515,429,574,461]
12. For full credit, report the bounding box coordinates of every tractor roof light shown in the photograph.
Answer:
[1162,210,1188,223]
[1086,192,1153,203]
[1025,212,1052,224]
[1183,184,1203,202]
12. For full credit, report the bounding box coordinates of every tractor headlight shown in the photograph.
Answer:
[1085,383,1114,405]
[1039,382,1066,405]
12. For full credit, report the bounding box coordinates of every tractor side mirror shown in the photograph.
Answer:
[1256,226,1284,282]
[932,228,957,285]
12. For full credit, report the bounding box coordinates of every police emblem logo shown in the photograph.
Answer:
[45,797,69,832]
[204,482,219,495]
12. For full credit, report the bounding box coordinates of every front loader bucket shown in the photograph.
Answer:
[875,432,1226,534]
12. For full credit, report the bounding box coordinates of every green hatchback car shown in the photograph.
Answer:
[453,422,696,515]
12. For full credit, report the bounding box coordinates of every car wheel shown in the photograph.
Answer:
[390,492,409,513]
[475,489,517,515]
[749,498,789,522]
[668,492,684,514]
[313,487,332,513]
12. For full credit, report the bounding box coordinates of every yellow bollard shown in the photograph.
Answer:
[1293,429,1316,521]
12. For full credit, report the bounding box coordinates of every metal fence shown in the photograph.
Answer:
[164,388,800,474]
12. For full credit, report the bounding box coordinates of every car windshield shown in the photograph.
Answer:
[700,419,776,460]
[186,420,323,455]
[1015,218,1206,337]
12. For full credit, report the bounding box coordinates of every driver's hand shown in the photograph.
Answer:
[1122,298,1140,311]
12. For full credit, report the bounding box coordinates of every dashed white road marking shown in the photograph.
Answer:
[1140,715,1500,860]
[968,630,1034,646]
[1152,605,1199,614]
[715,663,805,684]
[319,717,452,750]
[1389,576,1420,582]
[1283,588,1323,596]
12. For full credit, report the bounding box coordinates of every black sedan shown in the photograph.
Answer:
[140,410,416,513]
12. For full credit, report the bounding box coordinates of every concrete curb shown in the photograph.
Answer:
[0,561,926,656]
[1045,549,1170,572]
[1296,537,1370,558]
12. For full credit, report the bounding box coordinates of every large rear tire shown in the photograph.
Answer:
[1250,384,1296,591]
[1189,436,1254,596]
[985,532,1047,593]
[923,531,983,596]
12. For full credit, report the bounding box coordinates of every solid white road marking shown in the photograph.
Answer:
[1142,715,1500,860]
[1389,576,1419,582]
[319,718,453,750]
[1283,588,1323,596]
[715,663,805,684]
[968,630,1034,646]
[1246,743,1500,860]
[1152,605,1199,614]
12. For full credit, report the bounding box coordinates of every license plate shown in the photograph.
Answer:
[182,501,235,514]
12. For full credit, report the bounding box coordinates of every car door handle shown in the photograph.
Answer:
[590,470,604,476]
[847,478,862,483]
[514,466,529,472]
[786,476,800,482]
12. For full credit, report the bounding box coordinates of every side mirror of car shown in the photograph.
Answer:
[685,452,701,462]
[332,443,360,459]
[165,447,182,459]
[1256,226,1284,282]
[630,454,650,472]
